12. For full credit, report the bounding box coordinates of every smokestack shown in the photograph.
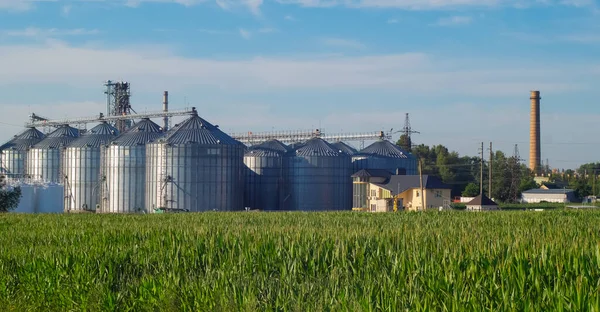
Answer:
[529,90,541,176]
[162,91,169,131]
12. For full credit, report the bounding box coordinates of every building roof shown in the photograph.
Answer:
[160,112,240,145]
[291,137,348,157]
[466,194,498,206]
[373,175,450,195]
[245,140,290,157]
[351,169,392,179]
[32,125,80,149]
[0,127,45,151]
[522,188,574,194]
[111,118,164,146]
[67,122,119,148]
[357,140,413,159]
[332,142,358,155]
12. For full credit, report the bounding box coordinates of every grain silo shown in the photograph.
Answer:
[285,137,352,211]
[27,125,80,183]
[102,118,163,213]
[63,122,119,212]
[0,127,45,179]
[146,110,245,212]
[244,139,290,211]
[332,141,358,156]
[353,139,417,175]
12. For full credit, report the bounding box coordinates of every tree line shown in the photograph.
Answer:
[398,135,600,202]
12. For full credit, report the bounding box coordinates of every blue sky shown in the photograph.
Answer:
[0,0,599,169]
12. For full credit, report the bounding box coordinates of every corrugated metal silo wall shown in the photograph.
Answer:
[63,147,102,212]
[244,154,284,210]
[101,145,147,213]
[352,156,417,175]
[284,154,352,211]
[1,150,26,179]
[27,148,63,183]
[146,144,245,212]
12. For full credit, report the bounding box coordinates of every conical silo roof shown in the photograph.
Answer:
[68,122,119,148]
[32,125,80,149]
[358,140,412,159]
[245,139,290,157]
[332,142,358,155]
[161,112,239,145]
[111,118,163,146]
[292,137,347,157]
[0,127,45,151]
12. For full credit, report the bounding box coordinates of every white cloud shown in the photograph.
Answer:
[435,16,472,26]
[284,15,297,21]
[0,41,596,96]
[274,0,595,9]
[559,34,600,43]
[320,37,366,49]
[258,27,278,33]
[239,28,251,39]
[0,27,100,38]
[387,18,399,24]
[61,4,71,16]
[198,28,233,34]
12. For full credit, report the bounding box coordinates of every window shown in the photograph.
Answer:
[371,190,377,197]
[371,204,376,212]
[416,191,420,197]
[435,190,442,198]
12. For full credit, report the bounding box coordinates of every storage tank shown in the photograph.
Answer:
[27,125,80,183]
[102,118,163,213]
[11,184,36,213]
[332,141,358,156]
[146,110,245,212]
[0,128,45,179]
[63,122,119,212]
[285,137,352,211]
[244,139,290,211]
[353,139,417,175]
[36,184,64,213]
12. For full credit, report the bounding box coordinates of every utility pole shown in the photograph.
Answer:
[480,142,484,196]
[489,142,493,199]
[419,158,425,211]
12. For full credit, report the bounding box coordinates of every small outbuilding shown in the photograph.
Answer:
[466,194,498,211]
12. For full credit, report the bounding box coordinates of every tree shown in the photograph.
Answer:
[0,185,22,212]
[462,183,479,197]
[396,134,412,152]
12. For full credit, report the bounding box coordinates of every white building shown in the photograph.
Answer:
[521,188,575,203]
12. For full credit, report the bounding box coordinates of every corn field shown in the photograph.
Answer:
[0,211,599,311]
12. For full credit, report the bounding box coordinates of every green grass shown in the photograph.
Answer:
[1,211,600,311]
[451,202,571,210]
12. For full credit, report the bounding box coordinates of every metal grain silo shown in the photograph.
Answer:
[27,125,80,183]
[244,139,290,211]
[102,118,163,213]
[285,137,352,211]
[146,110,245,212]
[353,139,417,175]
[63,122,119,213]
[0,127,45,179]
[332,141,358,156]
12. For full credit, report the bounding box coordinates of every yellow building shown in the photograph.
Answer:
[352,169,452,212]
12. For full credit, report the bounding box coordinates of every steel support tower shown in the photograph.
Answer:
[105,80,134,133]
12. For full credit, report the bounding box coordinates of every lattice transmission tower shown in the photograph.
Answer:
[401,113,419,151]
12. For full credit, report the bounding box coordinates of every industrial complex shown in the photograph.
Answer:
[1,82,551,213]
